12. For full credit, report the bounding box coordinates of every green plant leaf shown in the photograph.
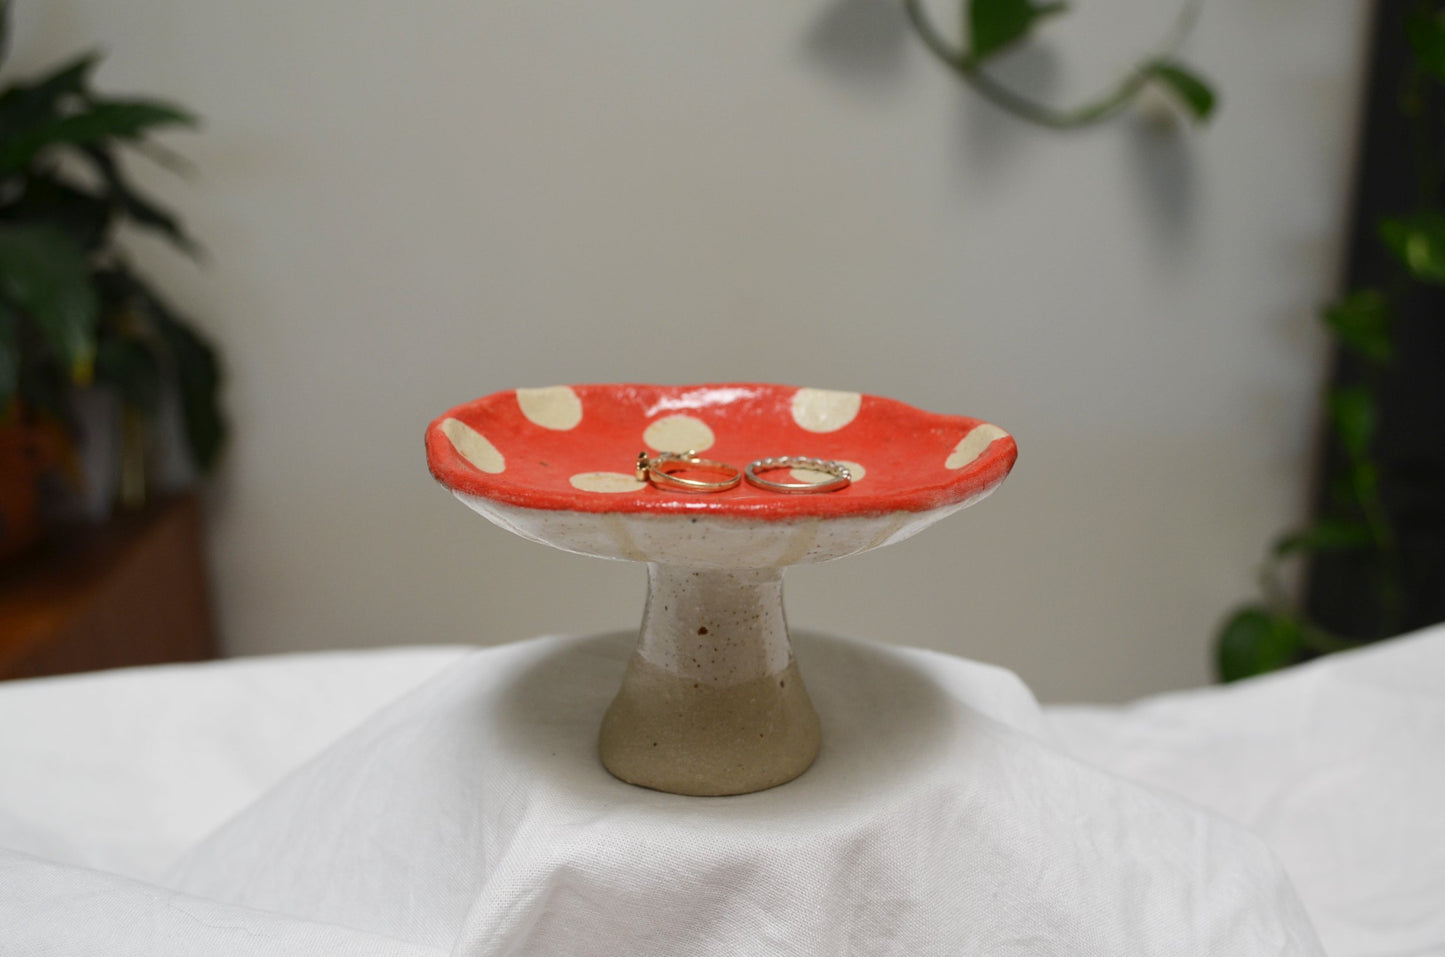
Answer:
[95,336,162,414]
[1216,607,1304,682]
[93,267,225,469]
[1146,60,1217,123]
[0,53,101,134]
[0,99,195,176]
[80,147,199,256]
[159,318,225,471]
[1273,518,1375,557]
[17,360,73,429]
[16,52,98,103]
[1379,211,1445,284]
[1349,459,1379,501]
[1324,288,1392,363]
[145,293,225,471]
[1329,386,1375,460]
[966,0,1067,63]
[0,224,97,381]
[1407,6,1445,82]
[1,172,115,253]
[0,300,18,410]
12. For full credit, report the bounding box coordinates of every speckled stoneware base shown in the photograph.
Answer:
[426,384,1017,796]
[598,565,821,795]
[600,652,820,795]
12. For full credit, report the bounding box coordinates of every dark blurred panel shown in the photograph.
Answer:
[1306,1,1445,639]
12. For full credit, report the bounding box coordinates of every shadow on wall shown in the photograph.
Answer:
[802,0,911,86]
[951,44,1060,177]
[1125,110,1200,247]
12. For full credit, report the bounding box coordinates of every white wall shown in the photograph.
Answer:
[10,0,1368,701]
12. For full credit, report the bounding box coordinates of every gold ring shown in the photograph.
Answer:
[744,456,852,494]
[636,450,741,493]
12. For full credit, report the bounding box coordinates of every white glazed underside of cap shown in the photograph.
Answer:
[453,489,997,568]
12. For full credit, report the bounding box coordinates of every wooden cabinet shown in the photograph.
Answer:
[0,494,217,680]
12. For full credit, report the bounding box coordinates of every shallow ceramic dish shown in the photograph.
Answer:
[426,384,1016,796]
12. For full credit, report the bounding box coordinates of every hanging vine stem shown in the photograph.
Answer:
[899,0,1210,129]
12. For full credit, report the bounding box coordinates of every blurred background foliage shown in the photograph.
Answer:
[900,0,1215,128]
[1218,1,1445,681]
[0,0,225,511]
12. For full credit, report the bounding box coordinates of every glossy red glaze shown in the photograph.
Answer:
[425,384,1016,518]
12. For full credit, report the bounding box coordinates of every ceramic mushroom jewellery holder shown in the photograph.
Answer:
[426,384,1016,796]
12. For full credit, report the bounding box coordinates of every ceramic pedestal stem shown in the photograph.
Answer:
[599,563,822,796]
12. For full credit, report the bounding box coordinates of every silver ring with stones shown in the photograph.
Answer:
[744,456,852,494]
[636,450,742,493]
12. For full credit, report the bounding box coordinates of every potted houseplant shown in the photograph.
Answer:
[0,0,225,560]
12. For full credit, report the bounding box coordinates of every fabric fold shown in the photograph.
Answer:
[155,631,1323,956]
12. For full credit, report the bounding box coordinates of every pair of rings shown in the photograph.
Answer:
[636,451,852,494]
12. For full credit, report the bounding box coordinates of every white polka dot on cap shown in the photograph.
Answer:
[643,415,715,453]
[946,424,1009,470]
[441,418,505,473]
[570,471,646,493]
[791,388,862,433]
[516,385,583,430]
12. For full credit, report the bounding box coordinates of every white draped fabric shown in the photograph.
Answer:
[3,626,1442,956]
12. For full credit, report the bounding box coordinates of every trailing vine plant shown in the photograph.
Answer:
[1216,3,1445,681]
[898,0,1216,128]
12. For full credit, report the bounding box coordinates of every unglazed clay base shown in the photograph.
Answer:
[600,654,820,796]
[426,383,1016,796]
[596,563,821,795]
